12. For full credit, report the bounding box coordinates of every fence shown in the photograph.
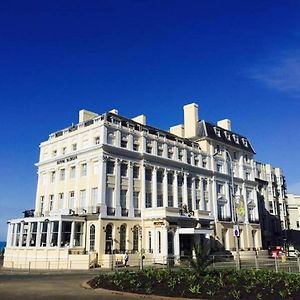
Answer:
[111,254,300,274]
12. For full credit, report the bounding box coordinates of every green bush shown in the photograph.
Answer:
[88,268,300,299]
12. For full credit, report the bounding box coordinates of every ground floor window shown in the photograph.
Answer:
[90,225,95,251]
[50,221,59,247]
[105,224,113,254]
[132,226,139,253]
[29,222,37,246]
[74,222,84,247]
[61,221,72,247]
[119,224,126,253]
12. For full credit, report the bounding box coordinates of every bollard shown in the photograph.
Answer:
[275,256,278,273]
[255,254,259,270]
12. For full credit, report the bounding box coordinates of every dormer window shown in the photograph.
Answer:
[213,127,221,137]
[241,138,248,147]
[224,131,231,141]
[232,134,239,144]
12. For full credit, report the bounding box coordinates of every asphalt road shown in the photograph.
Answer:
[0,273,139,300]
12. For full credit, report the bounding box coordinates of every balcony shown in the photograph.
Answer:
[249,218,260,224]
[22,209,35,218]
[121,208,128,217]
[107,207,115,216]
[218,215,232,222]
[134,209,141,217]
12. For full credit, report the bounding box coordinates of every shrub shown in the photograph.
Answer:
[88,268,300,299]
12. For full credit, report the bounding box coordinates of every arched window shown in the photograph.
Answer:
[105,224,113,254]
[132,226,139,253]
[168,231,174,255]
[89,225,95,251]
[119,224,126,253]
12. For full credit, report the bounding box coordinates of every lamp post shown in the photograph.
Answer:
[213,149,241,270]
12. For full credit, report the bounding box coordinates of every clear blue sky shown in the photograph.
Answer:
[1,0,300,240]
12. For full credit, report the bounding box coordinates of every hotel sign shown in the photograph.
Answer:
[57,155,78,165]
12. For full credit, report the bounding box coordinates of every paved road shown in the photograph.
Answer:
[0,273,140,300]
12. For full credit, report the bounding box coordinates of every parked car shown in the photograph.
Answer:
[287,246,300,257]
[270,246,283,258]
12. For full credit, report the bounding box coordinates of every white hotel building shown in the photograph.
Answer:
[4,103,262,269]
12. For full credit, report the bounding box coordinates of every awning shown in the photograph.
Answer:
[178,228,213,235]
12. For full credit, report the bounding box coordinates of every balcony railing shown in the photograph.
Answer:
[107,207,115,216]
[121,208,128,217]
[134,209,141,217]
[23,209,35,218]
[218,215,232,222]
[249,218,260,224]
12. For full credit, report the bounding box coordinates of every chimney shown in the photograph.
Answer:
[217,119,231,131]
[132,114,146,125]
[170,124,184,138]
[79,109,98,123]
[183,103,199,138]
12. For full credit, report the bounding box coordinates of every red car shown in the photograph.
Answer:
[270,246,283,258]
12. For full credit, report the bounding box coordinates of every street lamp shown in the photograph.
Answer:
[213,149,241,270]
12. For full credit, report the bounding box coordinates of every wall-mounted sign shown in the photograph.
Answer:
[57,155,78,165]
[154,221,165,226]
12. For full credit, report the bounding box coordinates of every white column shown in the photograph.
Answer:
[128,162,134,218]
[46,221,51,247]
[183,172,188,206]
[70,221,75,248]
[128,134,134,150]
[74,162,81,213]
[226,182,231,219]
[19,222,24,247]
[161,227,168,259]
[200,178,206,211]
[115,130,121,147]
[140,134,146,153]
[242,184,249,224]
[191,153,195,166]
[140,163,146,218]
[163,169,168,207]
[6,224,12,247]
[115,159,121,217]
[12,224,17,247]
[152,140,158,155]
[191,177,196,211]
[173,171,178,208]
[57,220,62,248]
[253,189,259,220]
[26,222,31,247]
[100,124,107,144]
[163,143,168,158]
[174,228,180,258]
[211,177,218,221]
[98,154,107,217]
[152,167,157,208]
[36,222,41,247]
[86,159,92,213]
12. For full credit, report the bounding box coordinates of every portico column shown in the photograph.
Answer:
[161,227,168,260]
[98,154,107,216]
[57,220,62,248]
[152,167,157,208]
[115,159,121,217]
[173,171,178,208]
[128,162,134,218]
[174,228,180,258]
[163,169,168,207]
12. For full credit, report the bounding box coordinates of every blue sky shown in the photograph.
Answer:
[1,0,300,240]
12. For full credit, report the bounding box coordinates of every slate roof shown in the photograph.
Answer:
[197,120,255,154]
